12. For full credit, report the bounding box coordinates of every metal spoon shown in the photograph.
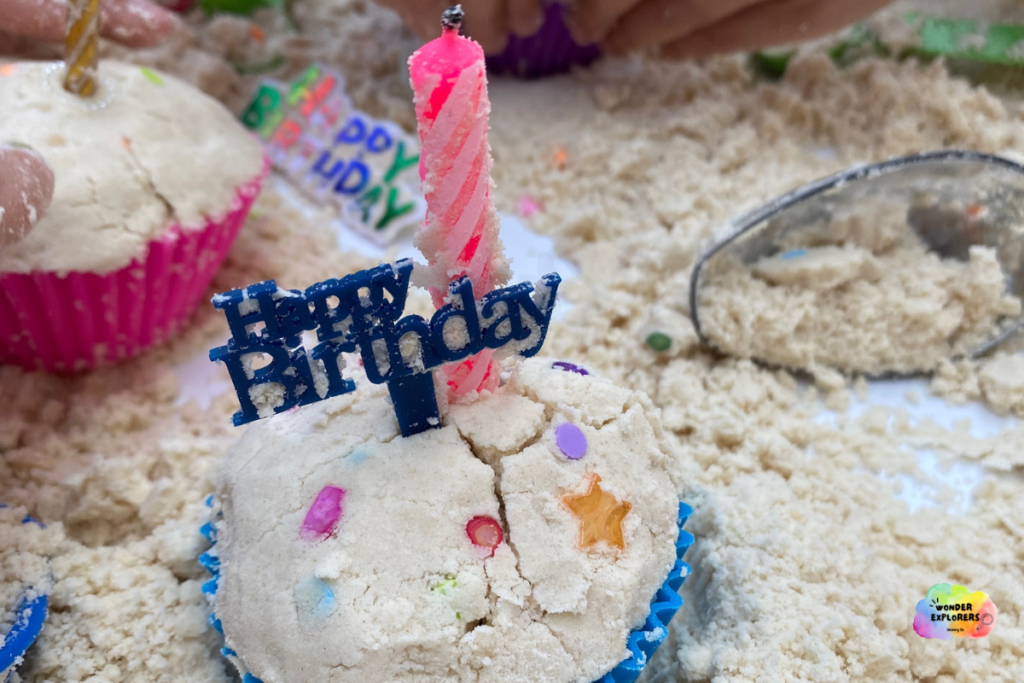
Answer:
[689,150,1024,373]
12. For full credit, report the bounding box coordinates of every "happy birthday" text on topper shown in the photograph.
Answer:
[209,260,561,436]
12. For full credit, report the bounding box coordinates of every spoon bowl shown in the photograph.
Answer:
[690,150,1024,374]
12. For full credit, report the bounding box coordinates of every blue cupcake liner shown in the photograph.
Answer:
[485,2,601,79]
[0,508,50,683]
[200,495,693,683]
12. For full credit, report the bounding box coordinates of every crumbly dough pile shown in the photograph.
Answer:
[698,212,1021,374]
[0,60,264,275]
[1,1,1023,682]
[214,358,681,683]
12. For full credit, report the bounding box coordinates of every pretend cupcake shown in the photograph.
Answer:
[0,60,266,372]
[201,357,691,683]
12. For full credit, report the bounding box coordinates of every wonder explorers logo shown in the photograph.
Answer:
[913,583,998,640]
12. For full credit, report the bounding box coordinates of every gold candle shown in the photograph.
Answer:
[63,0,101,97]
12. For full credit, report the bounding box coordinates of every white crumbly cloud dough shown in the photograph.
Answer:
[214,357,682,683]
[700,242,1020,375]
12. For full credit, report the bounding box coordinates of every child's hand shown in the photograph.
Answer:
[566,0,895,58]
[0,0,176,49]
[376,0,544,54]
[0,144,54,249]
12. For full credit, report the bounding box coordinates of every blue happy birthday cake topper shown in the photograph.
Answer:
[209,260,561,437]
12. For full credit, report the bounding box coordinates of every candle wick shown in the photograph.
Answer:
[441,4,464,33]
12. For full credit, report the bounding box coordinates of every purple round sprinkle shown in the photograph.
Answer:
[553,361,589,376]
[555,423,587,460]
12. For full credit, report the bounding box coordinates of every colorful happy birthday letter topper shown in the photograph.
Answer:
[209,260,561,437]
[913,583,998,640]
[240,65,425,245]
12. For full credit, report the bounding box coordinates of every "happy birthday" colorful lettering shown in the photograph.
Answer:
[240,65,425,244]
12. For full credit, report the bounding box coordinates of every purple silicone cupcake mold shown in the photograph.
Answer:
[486,2,601,78]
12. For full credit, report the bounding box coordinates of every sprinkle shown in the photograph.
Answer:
[779,248,807,260]
[965,203,987,220]
[250,24,266,42]
[562,474,632,551]
[553,147,568,170]
[295,577,336,622]
[140,67,164,86]
[555,423,587,460]
[517,196,542,217]
[0,64,16,77]
[121,136,133,150]
[646,332,671,352]
[466,516,503,556]
[552,361,589,376]
[301,486,346,541]
[231,54,287,75]
[432,575,458,595]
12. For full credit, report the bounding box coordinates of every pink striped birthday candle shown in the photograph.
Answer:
[409,5,512,400]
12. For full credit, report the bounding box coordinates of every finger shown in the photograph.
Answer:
[507,0,543,38]
[0,29,48,56]
[565,0,637,46]
[602,0,762,56]
[100,0,176,48]
[0,144,55,248]
[461,0,509,54]
[0,0,67,43]
[662,0,894,58]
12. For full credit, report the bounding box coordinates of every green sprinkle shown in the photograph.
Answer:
[230,55,287,76]
[432,576,458,596]
[456,612,461,620]
[646,332,672,353]
[140,67,164,86]
[749,51,794,81]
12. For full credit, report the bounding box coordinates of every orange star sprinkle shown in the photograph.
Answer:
[562,474,632,551]
[0,64,15,77]
[250,25,266,42]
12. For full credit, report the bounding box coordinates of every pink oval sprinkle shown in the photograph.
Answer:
[518,196,542,217]
[301,486,346,541]
[555,423,587,460]
[466,516,503,556]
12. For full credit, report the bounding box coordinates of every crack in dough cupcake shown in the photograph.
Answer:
[213,357,683,683]
[0,60,264,276]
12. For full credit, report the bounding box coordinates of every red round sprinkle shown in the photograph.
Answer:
[466,516,503,556]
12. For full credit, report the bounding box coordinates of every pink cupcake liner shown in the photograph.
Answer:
[0,160,269,373]
[486,2,601,79]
